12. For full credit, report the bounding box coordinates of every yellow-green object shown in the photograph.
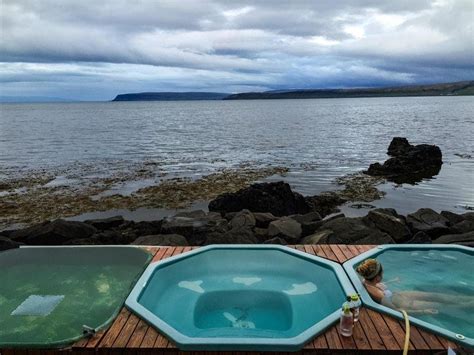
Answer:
[350,294,359,301]
[0,246,151,348]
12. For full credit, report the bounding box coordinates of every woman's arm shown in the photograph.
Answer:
[365,284,385,304]
[384,277,401,284]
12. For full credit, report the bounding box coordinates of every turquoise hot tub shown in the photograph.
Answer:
[344,244,473,349]
[125,245,355,351]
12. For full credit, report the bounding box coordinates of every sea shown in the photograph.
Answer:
[1,96,473,219]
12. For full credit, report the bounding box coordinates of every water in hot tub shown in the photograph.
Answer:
[375,249,473,339]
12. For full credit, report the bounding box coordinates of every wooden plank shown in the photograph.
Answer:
[382,313,415,351]
[303,244,316,255]
[336,244,355,261]
[320,245,339,262]
[84,328,107,348]
[400,321,430,351]
[143,246,159,255]
[172,246,185,256]
[311,245,328,258]
[166,339,177,348]
[328,244,347,263]
[346,244,363,259]
[162,246,177,259]
[351,318,372,351]
[72,336,89,348]
[435,335,456,350]
[139,326,160,348]
[154,331,170,348]
[417,328,445,350]
[337,328,358,350]
[366,309,401,350]
[112,312,141,347]
[295,245,306,253]
[98,308,131,348]
[324,325,343,349]
[357,308,386,351]
[126,319,150,348]
[311,333,329,349]
[151,247,168,262]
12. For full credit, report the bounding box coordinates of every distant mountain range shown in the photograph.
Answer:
[224,80,474,100]
[112,81,473,101]
[112,92,229,101]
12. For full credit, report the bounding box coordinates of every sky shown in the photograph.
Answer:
[0,0,473,101]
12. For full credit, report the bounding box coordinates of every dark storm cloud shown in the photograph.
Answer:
[0,0,472,100]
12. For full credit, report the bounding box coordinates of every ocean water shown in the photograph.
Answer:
[0,96,473,216]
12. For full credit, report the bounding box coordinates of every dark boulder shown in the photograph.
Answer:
[434,231,474,246]
[440,211,465,225]
[65,230,137,245]
[9,219,97,245]
[363,209,411,242]
[0,236,21,251]
[204,227,258,245]
[301,230,333,244]
[301,220,324,237]
[230,210,256,229]
[290,212,323,237]
[208,181,311,217]
[161,213,228,245]
[84,216,125,230]
[127,221,163,237]
[268,217,302,243]
[462,212,474,221]
[263,237,287,245]
[406,208,454,239]
[254,227,270,242]
[387,137,411,156]
[366,137,442,184]
[314,217,394,245]
[132,234,188,246]
[452,220,474,234]
[305,192,345,218]
[405,231,432,244]
[253,212,278,228]
[289,211,322,224]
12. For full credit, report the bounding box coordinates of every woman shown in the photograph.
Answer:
[356,259,472,315]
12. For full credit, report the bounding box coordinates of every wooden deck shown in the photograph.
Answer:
[3,245,462,354]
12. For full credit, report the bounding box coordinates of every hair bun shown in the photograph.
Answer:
[356,259,380,279]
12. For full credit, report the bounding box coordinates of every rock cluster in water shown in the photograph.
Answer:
[1,182,473,250]
[365,137,443,184]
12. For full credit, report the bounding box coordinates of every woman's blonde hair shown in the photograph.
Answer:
[356,259,382,280]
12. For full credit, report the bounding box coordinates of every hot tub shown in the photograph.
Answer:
[126,245,354,351]
[343,244,473,349]
[0,246,151,348]
[125,245,355,351]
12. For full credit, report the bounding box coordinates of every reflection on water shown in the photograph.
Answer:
[1,96,473,216]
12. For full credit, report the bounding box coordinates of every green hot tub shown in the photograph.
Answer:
[0,246,151,348]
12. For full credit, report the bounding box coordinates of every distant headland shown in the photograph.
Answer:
[112,92,229,101]
[112,80,473,101]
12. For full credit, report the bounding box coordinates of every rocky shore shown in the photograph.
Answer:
[1,137,472,250]
[1,181,473,250]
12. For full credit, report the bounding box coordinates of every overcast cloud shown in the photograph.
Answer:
[0,0,473,100]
